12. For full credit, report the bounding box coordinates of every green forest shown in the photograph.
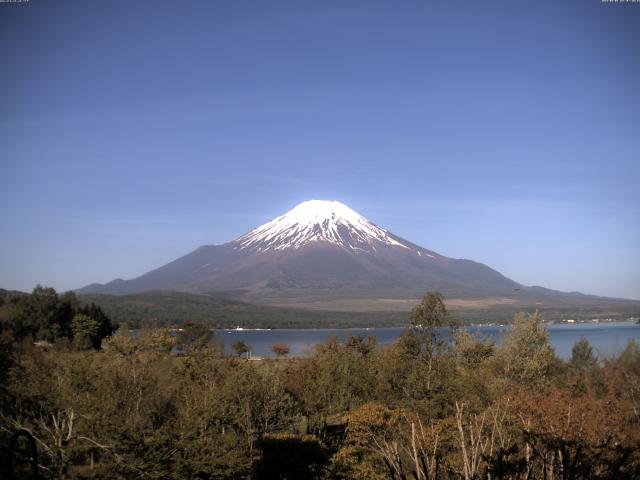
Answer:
[1,290,639,479]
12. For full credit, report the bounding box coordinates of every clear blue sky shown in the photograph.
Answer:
[1,0,639,299]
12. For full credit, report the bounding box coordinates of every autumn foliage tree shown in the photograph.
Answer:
[271,343,290,357]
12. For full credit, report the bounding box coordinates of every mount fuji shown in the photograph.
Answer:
[78,200,566,304]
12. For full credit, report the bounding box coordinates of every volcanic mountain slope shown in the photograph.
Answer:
[79,200,546,302]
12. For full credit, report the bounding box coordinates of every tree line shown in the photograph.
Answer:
[0,286,115,350]
[0,291,639,479]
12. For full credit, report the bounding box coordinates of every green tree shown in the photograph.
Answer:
[9,286,73,342]
[450,330,497,407]
[405,292,458,355]
[499,311,556,388]
[224,362,296,459]
[453,329,495,368]
[345,334,377,356]
[71,313,99,350]
[288,337,375,435]
[395,292,458,392]
[176,321,217,353]
[409,292,452,328]
[570,336,598,371]
[77,302,115,341]
[232,339,251,358]
[617,339,640,376]
[4,287,82,344]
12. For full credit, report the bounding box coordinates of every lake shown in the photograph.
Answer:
[217,321,640,359]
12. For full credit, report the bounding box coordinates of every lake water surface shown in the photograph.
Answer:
[217,321,640,359]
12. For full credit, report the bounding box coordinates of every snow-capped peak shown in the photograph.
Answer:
[236,200,410,252]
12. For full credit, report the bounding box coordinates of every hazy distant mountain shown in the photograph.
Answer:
[78,200,587,304]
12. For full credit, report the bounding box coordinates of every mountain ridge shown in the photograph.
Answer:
[77,200,612,306]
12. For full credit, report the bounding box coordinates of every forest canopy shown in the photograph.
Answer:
[0,292,639,479]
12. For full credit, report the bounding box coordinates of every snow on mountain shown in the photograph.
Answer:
[77,199,527,299]
[236,200,410,252]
